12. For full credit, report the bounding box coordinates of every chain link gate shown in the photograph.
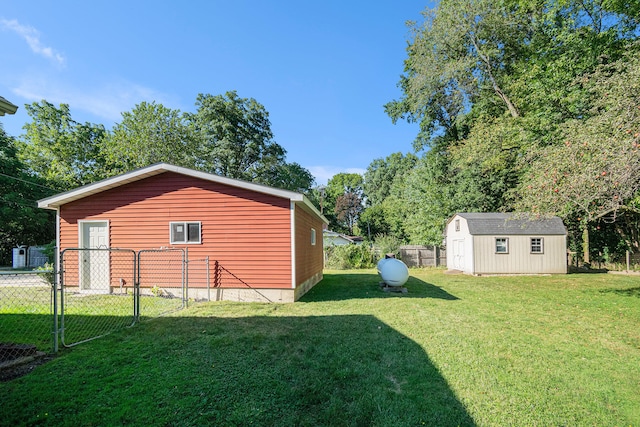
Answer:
[59,248,137,347]
[58,248,188,347]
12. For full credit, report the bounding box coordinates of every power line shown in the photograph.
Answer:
[0,172,58,193]
[0,195,40,209]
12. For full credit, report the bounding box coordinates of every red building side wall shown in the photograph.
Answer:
[59,172,293,289]
[294,205,325,287]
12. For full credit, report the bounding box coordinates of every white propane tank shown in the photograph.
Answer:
[378,258,409,287]
[376,257,389,275]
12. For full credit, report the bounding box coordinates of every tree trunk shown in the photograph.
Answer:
[469,34,520,118]
[582,223,590,265]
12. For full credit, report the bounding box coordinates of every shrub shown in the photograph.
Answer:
[325,244,375,269]
[35,262,55,285]
[373,234,403,260]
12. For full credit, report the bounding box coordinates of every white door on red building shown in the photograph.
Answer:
[79,221,110,293]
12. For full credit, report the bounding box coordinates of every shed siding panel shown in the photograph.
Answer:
[59,172,293,289]
[445,215,474,274]
[294,206,324,286]
[473,235,566,274]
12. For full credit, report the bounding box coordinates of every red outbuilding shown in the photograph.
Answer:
[38,163,328,302]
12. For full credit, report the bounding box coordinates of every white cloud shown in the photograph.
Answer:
[12,76,177,124]
[1,19,65,66]
[308,166,366,186]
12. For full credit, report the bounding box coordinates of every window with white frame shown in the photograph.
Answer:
[170,222,201,244]
[455,219,460,232]
[311,228,316,246]
[531,237,543,253]
[495,237,509,254]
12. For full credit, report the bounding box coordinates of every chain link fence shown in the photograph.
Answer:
[1,246,276,368]
[137,248,186,319]
[0,270,53,366]
[187,257,212,302]
[1,247,190,372]
[213,261,274,302]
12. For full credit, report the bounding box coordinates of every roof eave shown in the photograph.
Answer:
[0,96,18,116]
[37,164,327,225]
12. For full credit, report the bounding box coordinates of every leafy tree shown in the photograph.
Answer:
[395,152,456,245]
[18,101,107,189]
[363,152,417,206]
[448,115,527,212]
[103,101,196,174]
[508,0,634,146]
[0,125,55,264]
[386,0,530,152]
[516,44,640,262]
[335,191,363,236]
[189,91,286,182]
[358,204,390,239]
[104,95,314,193]
[324,173,364,233]
[252,161,315,193]
[325,173,364,203]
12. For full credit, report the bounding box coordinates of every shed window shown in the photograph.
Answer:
[531,237,543,253]
[455,219,460,232]
[170,222,201,244]
[311,228,316,246]
[495,238,509,254]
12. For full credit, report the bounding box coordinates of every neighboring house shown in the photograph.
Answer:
[322,230,363,246]
[38,163,328,302]
[445,212,567,275]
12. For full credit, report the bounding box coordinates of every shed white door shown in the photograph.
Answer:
[79,221,110,293]
[452,239,465,271]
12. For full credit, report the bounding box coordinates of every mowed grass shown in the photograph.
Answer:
[1,270,639,426]
[0,286,184,350]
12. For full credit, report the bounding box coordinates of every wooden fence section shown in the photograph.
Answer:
[398,245,446,268]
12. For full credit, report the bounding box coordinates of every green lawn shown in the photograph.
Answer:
[0,286,184,350]
[1,270,639,426]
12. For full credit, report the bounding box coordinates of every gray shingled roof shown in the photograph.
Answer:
[457,213,566,235]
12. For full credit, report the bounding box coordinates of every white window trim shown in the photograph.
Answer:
[170,221,202,244]
[531,237,544,254]
[311,228,316,246]
[495,237,509,254]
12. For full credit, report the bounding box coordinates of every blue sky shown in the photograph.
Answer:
[0,1,431,185]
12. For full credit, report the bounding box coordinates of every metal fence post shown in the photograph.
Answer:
[206,256,210,302]
[134,250,140,323]
[52,266,59,353]
[59,250,66,348]
[183,248,188,308]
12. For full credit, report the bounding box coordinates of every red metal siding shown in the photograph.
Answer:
[59,172,293,289]
[294,205,324,286]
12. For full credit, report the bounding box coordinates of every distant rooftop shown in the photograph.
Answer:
[0,96,18,116]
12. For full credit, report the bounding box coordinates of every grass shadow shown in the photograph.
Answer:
[301,272,460,302]
[600,286,640,297]
[0,313,476,426]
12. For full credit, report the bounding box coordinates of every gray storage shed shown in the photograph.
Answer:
[445,213,567,275]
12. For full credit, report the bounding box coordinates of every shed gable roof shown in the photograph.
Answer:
[455,213,566,235]
[38,163,328,224]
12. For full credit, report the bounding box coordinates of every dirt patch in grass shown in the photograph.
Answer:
[0,344,55,382]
